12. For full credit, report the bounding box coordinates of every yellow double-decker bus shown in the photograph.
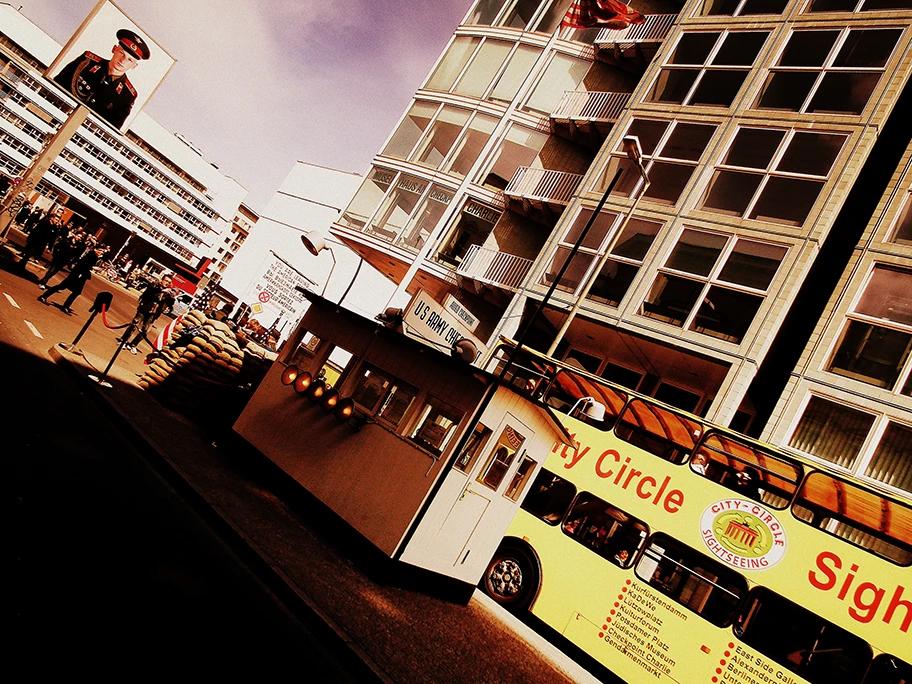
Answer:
[479,347,911,684]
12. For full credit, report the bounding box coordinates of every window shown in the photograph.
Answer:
[540,208,660,308]
[339,168,394,231]
[642,229,786,343]
[524,53,590,115]
[412,107,471,169]
[756,28,901,115]
[542,369,629,432]
[408,397,464,455]
[808,0,912,13]
[435,200,501,266]
[454,423,492,472]
[466,0,504,24]
[828,266,912,391]
[478,425,526,490]
[521,468,576,524]
[615,398,703,464]
[382,101,437,159]
[363,175,447,246]
[563,493,649,568]
[736,588,873,683]
[793,472,912,565]
[636,533,747,626]
[593,119,716,206]
[396,185,453,253]
[889,193,912,246]
[490,45,542,103]
[863,655,912,684]
[478,124,547,190]
[350,365,416,427]
[441,114,498,178]
[788,396,874,471]
[454,39,513,99]
[700,128,846,227]
[505,453,537,501]
[702,0,788,15]
[426,37,481,92]
[648,31,768,108]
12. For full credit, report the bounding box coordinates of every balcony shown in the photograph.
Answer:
[550,90,632,147]
[503,167,584,224]
[456,245,533,296]
[595,14,678,73]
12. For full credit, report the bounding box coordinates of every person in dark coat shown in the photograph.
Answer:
[38,245,108,315]
[16,212,59,271]
[23,207,43,234]
[123,273,173,353]
[38,227,86,289]
[53,29,151,129]
[14,202,32,226]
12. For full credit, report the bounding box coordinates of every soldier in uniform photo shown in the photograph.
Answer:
[53,28,150,129]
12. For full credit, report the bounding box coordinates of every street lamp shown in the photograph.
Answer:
[546,135,651,356]
[301,230,336,297]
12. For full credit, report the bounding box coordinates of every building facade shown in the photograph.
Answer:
[329,0,912,501]
[0,5,246,283]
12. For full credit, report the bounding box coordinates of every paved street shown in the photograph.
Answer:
[1,243,603,683]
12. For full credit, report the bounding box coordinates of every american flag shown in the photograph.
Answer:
[153,314,183,351]
[561,0,646,30]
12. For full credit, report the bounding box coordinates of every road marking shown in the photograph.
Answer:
[4,292,20,309]
[25,320,44,339]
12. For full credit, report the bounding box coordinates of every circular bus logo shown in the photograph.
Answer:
[700,499,787,571]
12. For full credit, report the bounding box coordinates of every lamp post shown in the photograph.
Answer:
[546,135,651,356]
[300,231,336,297]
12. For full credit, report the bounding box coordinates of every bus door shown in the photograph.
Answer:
[400,413,539,584]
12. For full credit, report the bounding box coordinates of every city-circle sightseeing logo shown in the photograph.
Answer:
[700,499,787,571]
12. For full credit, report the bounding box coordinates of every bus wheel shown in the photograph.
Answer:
[482,545,539,611]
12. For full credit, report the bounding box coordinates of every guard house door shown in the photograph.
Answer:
[400,413,538,584]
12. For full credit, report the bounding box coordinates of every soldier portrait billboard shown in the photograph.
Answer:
[45,0,174,132]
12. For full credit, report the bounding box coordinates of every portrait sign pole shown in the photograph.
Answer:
[0,105,90,241]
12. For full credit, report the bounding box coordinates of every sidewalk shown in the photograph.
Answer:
[49,342,602,684]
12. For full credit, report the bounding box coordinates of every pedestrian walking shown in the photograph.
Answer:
[122,273,174,353]
[16,212,59,272]
[14,201,32,226]
[23,207,43,234]
[38,227,87,289]
[38,244,108,315]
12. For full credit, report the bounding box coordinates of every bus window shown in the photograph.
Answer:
[735,587,873,684]
[521,468,576,525]
[792,472,912,566]
[863,654,912,684]
[693,432,803,509]
[562,493,648,568]
[542,370,627,432]
[635,533,746,627]
[615,398,703,464]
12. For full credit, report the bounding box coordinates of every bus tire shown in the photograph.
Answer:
[481,542,540,612]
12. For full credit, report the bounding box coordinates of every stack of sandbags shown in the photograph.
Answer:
[235,338,277,389]
[137,309,246,420]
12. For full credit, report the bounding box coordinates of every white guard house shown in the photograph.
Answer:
[234,291,572,587]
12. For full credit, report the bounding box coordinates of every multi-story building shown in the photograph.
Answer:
[329,0,912,500]
[0,5,246,283]
[214,203,258,277]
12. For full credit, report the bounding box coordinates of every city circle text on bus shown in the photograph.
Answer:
[555,435,684,514]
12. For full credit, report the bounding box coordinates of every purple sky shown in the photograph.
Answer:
[18,0,471,211]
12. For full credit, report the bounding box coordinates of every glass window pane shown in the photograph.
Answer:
[610,217,661,261]
[807,0,857,9]
[500,0,540,28]
[642,274,704,326]
[564,208,618,250]
[666,229,727,276]
[834,29,901,68]
[525,53,590,114]
[739,0,789,13]
[691,286,764,343]
[412,107,470,168]
[541,246,595,292]
[808,72,879,115]
[865,422,912,493]
[368,175,426,242]
[724,129,785,169]
[718,240,786,290]
[454,39,513,99]
[397,186,452,252]
[481,125,547,188]
[828,320,912,388]
[890,196,912,245]
[779,31,839,67]
[648,69,700,104]
[382,102,437,159]
[712,32,767,66]
[534,0,574,33]
[521,468,576,525]
[436,201,500,266]
[701,170,762,216]
[563,493,649,567]
[787,396,874,470]
[454,423,492,472]
[467,0,503,25]
[750,177,824,226]
[626,119,670,156]
[444,113,497,177]
[756,72,816,111]
[478,426,525,491]
[340,168,394,230]
[776,132,845,176]
[643,161,696,205]
[505,454,537,500]
[690,70,747,107]
[490,45,542,102]
[855,266,912,326]
[660,123,715,161]
[588,260,639,306]
[426,37,480,92]
[409,398,464,455]
[669,33,720,65]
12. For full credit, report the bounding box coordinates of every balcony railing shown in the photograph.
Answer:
[595,14,677,46]
[504,167,584,206]
[551,90,632,123]
[456,245,533,292]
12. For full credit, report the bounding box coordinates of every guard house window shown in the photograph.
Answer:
[699,128,846,227]
[350,365,417,428]
[641,229,786,344]
[563,493,648,568]
[736,588,873,682]
[339,168,394,231]
[756,28,901,116]
[408,397,464,456]
[521,468,576,524]
[478,124,548,191]
[808,0,912,14]
[454,423,493,472]
[648,31,768,108]
[592,119,716,206]
[827,265,912,392]
[524,53,590,115]
[636,533,747,627]
[477,425,526,491]
[703,0,788,15]
[436,200,501,267]
[505,453,537,501]
[540,207,661,308]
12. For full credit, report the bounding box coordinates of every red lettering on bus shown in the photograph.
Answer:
[636,476,656,500]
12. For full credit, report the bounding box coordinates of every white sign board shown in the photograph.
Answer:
[402,289,486,361]
[242,251,315,332]
[443,294,479,333]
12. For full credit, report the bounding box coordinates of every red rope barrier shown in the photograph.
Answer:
[99,303,131,330]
